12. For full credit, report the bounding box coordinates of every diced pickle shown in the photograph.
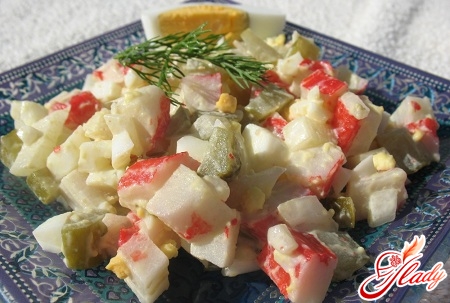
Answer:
[376,127,430,174]
[61,209,108,269]
[197,126,241,179]
[0,130,23,168]
[310,230,369,282]
[245,84,294,121]
[165,105,192,137]
[26,167,60,204]
[324,196,356,229]
[286,33,321,60]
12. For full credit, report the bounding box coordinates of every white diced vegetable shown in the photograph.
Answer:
[10,100,48,129]
[47,126,90,180]
[277,195,338,232]
[346,167,407,223]
[78,140,112,173]
[111,85,170,153]
[367,188,398,227]
[82,108,113,141]
[283,116,334,151]
[86,169,124,190]
[91,81,123,104]
[111,131,134,170]
[59,170,117,212]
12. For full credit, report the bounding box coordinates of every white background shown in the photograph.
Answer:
[1,0,450,80]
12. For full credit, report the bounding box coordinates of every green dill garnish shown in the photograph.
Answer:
[114,24,268,104]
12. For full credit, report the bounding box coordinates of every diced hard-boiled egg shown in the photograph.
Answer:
[141,3,285,41]
[242,123,289,172]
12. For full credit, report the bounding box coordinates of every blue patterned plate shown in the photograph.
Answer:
[0,1,449,302]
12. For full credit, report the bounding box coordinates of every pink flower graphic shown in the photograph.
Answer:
[389,255,402,267]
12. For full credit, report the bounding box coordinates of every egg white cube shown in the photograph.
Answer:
[242,123,288,172]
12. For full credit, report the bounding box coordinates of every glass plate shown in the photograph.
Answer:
[0,0,449,302]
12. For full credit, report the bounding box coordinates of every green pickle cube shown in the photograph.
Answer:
[324,196,356,229]
[245,84,293,121]
[197,126,241,179]
[61,209,108,269]
[0,129,23,168]
[26,167,60,204]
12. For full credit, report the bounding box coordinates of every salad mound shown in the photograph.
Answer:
[0,21,440,303]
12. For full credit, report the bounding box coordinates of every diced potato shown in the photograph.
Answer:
[83,108,113,141]
[10,109,69,177]
[277,195,338,232]
[78,140,112,173]
[367,188,398,227]
[283,116,334,151]
[346,167,407,223]
[10,136,58,177]
[111,85,170,154]
[111,131,134,170]
[105,114,145,157]
[59,170,117,212]
[288,93,332,123]
[227,166,286,211]
[47,126,90,180]
[91,81,123,104]
[10,100,48,129]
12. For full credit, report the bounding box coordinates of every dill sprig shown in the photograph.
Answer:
[115,24,268,104]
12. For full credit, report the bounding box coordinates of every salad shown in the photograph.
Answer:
[0,7,440,303]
